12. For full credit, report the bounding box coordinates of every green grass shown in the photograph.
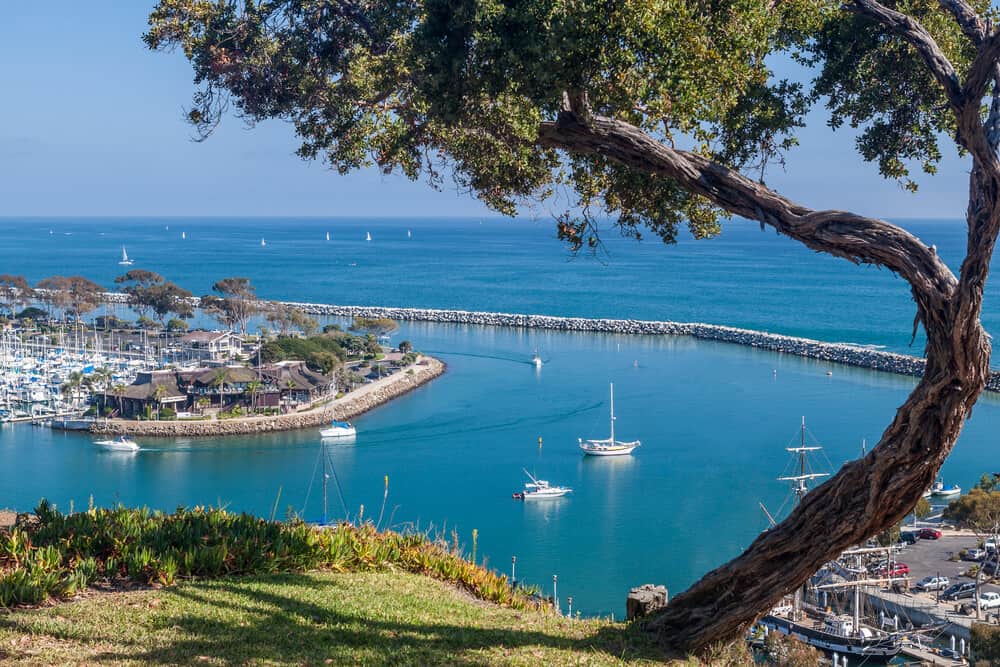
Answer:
[0,571,687,666]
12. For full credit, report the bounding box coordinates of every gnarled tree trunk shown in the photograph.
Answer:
[534,0,1000,650]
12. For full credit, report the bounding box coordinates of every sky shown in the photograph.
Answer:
[0,1,974,219]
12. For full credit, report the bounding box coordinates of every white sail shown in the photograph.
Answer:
[366,232,372,241]
[326,232,330,241]
[118,246,133,265]
[261,238,266,247]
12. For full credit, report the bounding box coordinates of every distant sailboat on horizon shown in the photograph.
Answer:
[326,232,330,241]
[261,238,266,247]
[407,229,412,238]
[366,232,372,242]
[118,246,134,266]
[181,231,186,240]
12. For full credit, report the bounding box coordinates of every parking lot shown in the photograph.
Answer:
[891,533,1000,605]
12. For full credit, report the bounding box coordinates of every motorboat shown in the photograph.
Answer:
[94,435,140,452]
[531,350,543,368]
[579,383,640,456]
[320,420,357,439]
[930,480,961,498]
[513,469,571,500]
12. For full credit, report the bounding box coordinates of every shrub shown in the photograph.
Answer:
[158,407,177,420]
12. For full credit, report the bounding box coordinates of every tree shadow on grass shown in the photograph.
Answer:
[43,573,671,666]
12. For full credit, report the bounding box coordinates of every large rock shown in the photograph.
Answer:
[626,584,668,621]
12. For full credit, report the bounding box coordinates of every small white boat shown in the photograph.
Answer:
[531,350,543,368]
[579,383,640,456]
[407,229,412,238]
[513,469,571,499]
[930,479,961,498]
[94,435,139,452]
[261,238,266,247]
[181,231,186,239]
[320,420,357,439]
[326,232,330,241]
[366,232,372,242]
[118,246,134,266]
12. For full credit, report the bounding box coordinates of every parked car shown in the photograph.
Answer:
[986,539,998,552]
[965,548,988,561]
[876,563,910,577]
[917,528,942,540]
[941,582,977,600]
[900,531,918,544]
[980,591,1000,609]
[915,575,950,591]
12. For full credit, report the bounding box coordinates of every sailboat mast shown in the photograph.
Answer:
[609,383,616,444]
[322,447,329,526]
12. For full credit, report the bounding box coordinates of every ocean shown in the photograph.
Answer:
[0,216,997,617]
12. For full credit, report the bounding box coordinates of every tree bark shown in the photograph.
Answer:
[535,77,1000,651]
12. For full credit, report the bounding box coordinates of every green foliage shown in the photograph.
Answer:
[158,407,177,420]
[350,317,399,337]
[261,333,377,372]
[876,521,901,547]
[976,473,1000,493]
[15,306,47,321]
[166,317,189,332]
[0,501,537,614]
[972,622,1000,663]
[944,488,1000,534]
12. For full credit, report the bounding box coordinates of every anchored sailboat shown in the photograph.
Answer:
[118,246,133,266]
[578,383,640,456]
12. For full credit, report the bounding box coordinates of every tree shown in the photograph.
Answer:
[147,282,195,326]
[211,368,228,410]
[246,379,262,414]
[36,276,103,323]
[148,0,1000,650]
[0,275,34,316]
[350,317,399,338]
[210,277,259,336]
[398,340,413,354]
[114,270,164,320]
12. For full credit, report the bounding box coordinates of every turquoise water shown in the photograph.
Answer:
[1,217,999,616]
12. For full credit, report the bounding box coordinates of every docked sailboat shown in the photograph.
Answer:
[761,419,902,660]
[513,469,571,499]
[579,383,639,456]
[93,435,139,452]
[320,420,356,439]
[118,246,133,266]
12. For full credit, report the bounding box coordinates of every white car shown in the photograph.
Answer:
[979,591,1000,609]
[915,575,949,591]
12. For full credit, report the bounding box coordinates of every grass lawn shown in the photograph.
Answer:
[0,571,694,666]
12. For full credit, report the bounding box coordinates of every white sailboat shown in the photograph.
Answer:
[366,232,372,242]
[118,246,133,266]
[513,469,571,499]
[531,350,543,368]
[320,420,356,439]
[326,232,330,241]
[407,229,412,238]
[261,238,266,247]
[181,231,186,240]
[579,383,640,456]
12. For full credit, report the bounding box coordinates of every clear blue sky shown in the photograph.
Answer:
[0,1,972,219]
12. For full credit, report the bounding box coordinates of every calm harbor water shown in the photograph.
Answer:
[1,217,999,617]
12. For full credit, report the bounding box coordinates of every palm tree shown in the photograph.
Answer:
[112,383,126,418]
[283,379,297,410]
[152,384,168,420]
[211,369,228,410]
[61,371,83,410]
[246,379,262,414]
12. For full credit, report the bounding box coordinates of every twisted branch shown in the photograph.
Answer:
[538,112,957,305]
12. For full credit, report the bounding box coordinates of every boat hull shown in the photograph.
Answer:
[580,443,639,456]
[762,615,900,660]
[94,441,139,452]
[320,427,357,438]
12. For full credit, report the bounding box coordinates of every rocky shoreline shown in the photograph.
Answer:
[98,292,1000,393]
[90,357,445,437]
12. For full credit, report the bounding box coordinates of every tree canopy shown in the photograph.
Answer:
[148,0,1000,653]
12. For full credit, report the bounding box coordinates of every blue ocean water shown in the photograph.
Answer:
[0,216,985,352]
[1,217,998,617]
